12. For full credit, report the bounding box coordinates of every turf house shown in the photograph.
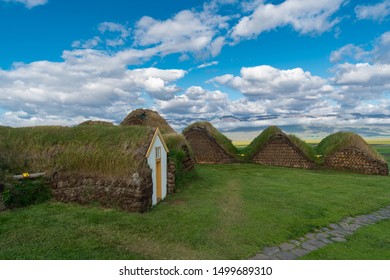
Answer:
[245,126,316,169]
[316,132,389,176]
[0,125,170,212]
[120,108,175,134]
[121,108,195,172]
[183,122,238,164]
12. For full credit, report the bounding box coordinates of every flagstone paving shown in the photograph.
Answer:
[250,205,390,260]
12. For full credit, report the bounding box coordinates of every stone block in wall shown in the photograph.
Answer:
[0,199,5,211]
[0,182,5,211]
[167,161,176,194]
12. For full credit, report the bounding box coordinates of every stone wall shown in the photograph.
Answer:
[184,130,237,164]
[325,148,389,176]
[181,144,195,171]
[252,135,316,169]
[0,182,5,211]
[0,198,5,211]
[50,168,153,213]
[167,161,175,194]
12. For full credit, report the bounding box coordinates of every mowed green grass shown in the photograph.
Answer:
[302,220,390,260]
[299,144,390,260]
[373,144,390,164]
[1,163,390,260]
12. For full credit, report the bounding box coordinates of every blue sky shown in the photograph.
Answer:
[0,0,390,139]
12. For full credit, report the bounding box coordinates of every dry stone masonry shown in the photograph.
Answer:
[184,128,237,164]
[167,161,175,194]
[251,205,390,260]
[0,182,5,211]
[251,133,316,169]
[51,169,153,213]
[325,148,389,176]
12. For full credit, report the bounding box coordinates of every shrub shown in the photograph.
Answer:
[3,178,52,208]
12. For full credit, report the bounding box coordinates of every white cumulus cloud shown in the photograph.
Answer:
[0,49,186,127]
[211,65,332,99]
[156,86,230,117]
[231,0,344,41]
[133,9,230,58]
[2,0,47,8]
[329,32,390,106]
[355,0,390,22]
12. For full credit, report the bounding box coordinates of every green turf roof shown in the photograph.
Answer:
[243,126,317,161]
[316,131,385,161]
[183,122,238,157]
[120,109,175,134]
[0,125,154,178]
[243,126,282,159]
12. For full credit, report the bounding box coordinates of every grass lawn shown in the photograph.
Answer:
[1,163,390,260]
[373,144,390,164]
[302,220,390,260]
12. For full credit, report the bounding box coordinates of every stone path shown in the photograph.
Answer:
[250,205,390,260]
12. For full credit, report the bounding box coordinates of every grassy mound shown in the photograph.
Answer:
[0,125,153,178]
[288,134,318,162]
[243,126,317,161]
[120,109,175,134]
[243,126,282,159]
[316,132,385,161]
[78,120,114,126]
[183,122,238,157]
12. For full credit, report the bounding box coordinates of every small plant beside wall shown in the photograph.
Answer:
[1,178,52,209]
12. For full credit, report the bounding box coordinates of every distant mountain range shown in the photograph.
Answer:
[166,113,390,140]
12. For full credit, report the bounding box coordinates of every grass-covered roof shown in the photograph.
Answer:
[0,125,154,178]
[243,126,282,158]
[316,131,385,161]
[78,120,114,126]
[243,126,317,161]
[162,133,193,156]
[183,121,238,157]
[120,109,175,134]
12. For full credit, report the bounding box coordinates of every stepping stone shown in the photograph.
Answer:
[366,215,380,221]
[350,223,362,229]
[329,224,341,230]
[292,248,311,257]
[331,237,347,242]
[301,242,318,251]
[316,233,329,239]
[340,224,358,232]
[275,252,298,260]
[289,240,301,247]
[307,239,327,248]
[279,242,295,251]
[328,230,346,237]
[317,237,333,244]
[305,233,316,239]
[251,254,271,260]
[354,218,370,225]
[334,229,351,236]
[263,246,280,256]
